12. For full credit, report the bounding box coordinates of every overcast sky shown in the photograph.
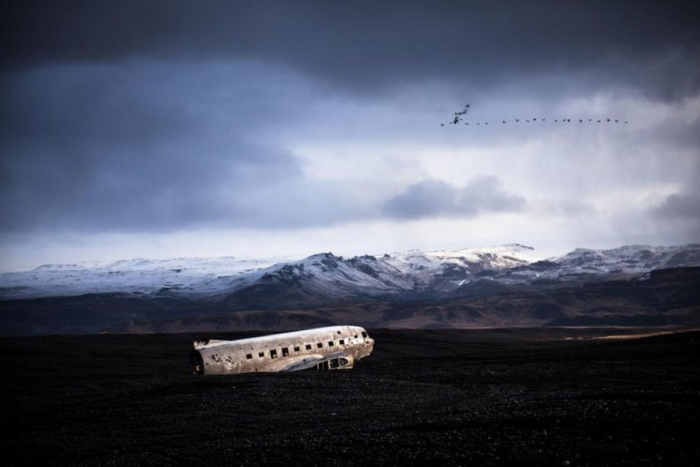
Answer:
[1,1,699,270]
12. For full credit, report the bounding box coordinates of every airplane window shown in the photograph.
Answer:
[294,346,300,352]
[282,347,289,357]
[328,341,334,347]
[270,349,278,358]
[258,352,264,358]
[305,344,312,350]
[246,354,252,359]
[339,339,345,345]
[362,332,368,338]
[317,342,323,348]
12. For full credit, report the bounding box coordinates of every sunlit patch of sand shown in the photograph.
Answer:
[562,328,699,341]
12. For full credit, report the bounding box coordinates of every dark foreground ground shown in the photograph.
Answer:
[2,327,699,466]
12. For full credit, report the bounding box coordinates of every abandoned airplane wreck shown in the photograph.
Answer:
[190,325,375,375]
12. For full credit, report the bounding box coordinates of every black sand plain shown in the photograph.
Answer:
[2,327,699,466]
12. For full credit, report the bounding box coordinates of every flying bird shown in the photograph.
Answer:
[442,103,472,126]
[442,104,629,129]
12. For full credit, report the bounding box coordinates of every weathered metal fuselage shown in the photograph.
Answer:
[190,325,374,375]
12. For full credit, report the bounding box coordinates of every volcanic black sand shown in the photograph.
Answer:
[2,328,699,466]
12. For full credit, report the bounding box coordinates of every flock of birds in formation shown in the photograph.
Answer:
[441,104,628,126]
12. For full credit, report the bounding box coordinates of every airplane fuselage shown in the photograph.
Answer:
[190,325,374,375]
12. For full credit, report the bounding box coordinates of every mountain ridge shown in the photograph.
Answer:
[2,244,700,302]
[1,243,699,336]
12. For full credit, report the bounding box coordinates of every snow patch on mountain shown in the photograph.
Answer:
[0,256,295,299]
[253,245,538,300]
[548,244,700,275]
[485,244,700,286]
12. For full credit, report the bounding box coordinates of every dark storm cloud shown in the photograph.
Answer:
[2,1,699,101]
[643,108,700,228]
[0,136,299,234]
[0,64,306,233]
[648,149,700,228]
[647,189,700,246]
[0,65,193,151]
[382,177,525,219]
[651,193,700,220]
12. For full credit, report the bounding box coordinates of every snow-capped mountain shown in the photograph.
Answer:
[486,244,700,286]
[3,243,700,336]
[236,244,535,304]
[0,244,535,300]
[0,256,291,299]
[549,244,700,275]
[1,244,699,302]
